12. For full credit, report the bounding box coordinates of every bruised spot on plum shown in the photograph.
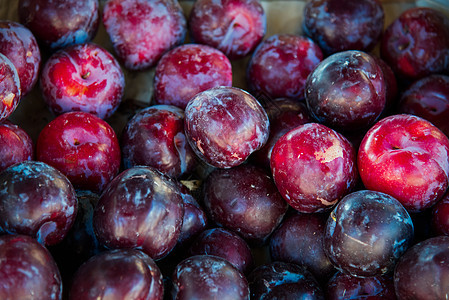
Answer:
[73,139,80,146]
[391,145,401,150]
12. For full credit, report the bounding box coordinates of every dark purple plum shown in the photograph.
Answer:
[248,261,325,299]
[305,50,386,131]
[0,53,21,122]
[372,55,398,111]
[171,254,249,299]
[49,190,104,283]
[0,161,77,246]
[247,34,323,100]
[0,234,62,300]
[188,0,266,60]
[69,249,163,300]
[394,236,449,300]
[271,123,358,213]
[251,98,311,170]
[153,43,233,109]
[202,163,288,244]
[269,211,335,281]
[121,105,197,179]
[324,190,414,277]
[432,192,449,236]
[327,272,396,300]
[176,182,208,246]
[184,86,269,168]
[0,120,33,172]
[303,0,384,55]
[18,0,99,50]
[381,7,449,81]
[188,227,253,274]
[0,21,40,96]
[93,166,184,260]
[103,0,186,70]
[398,74,449,137]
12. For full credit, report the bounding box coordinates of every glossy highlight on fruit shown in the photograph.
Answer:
[93,166,184,260]
[0,161,77,246]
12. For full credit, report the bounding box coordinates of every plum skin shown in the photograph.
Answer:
[324,190,414,277]
[184,86,270,169]
[305,50,386,132]
[358,114,449,212]
[93,166,184,260]
[0,161,77,246]
[0,234,63,300]
[68,249,164,300]
[270,122,358,213]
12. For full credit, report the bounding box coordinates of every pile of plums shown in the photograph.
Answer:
[1,0,449,299]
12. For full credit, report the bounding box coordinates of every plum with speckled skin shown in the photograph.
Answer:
[0,53,21,122]
[93,166,184,260]
[248,261,325,299]
[0,21,40,96]
[184,86,269,169]
[69,249,163,300]
[202,163,288,245]
[327,271,396,300]
[271,122,358,213]
[103,0,186,70]
[381,7,449,81]
[398,74,449,137]
[0,234,62,300]
[18,0,99,50]
[153,43,233,109]
[40,43,125,119]
[0,161,77,246]
[269,211,335,282]
[36,112,121,192]
[0,120,33,172]
[247,34,323,100]
[358,114,449,212]
[394,236,449,299]
[305,50,386,132]
[189,0,266,60]
[188,227,253,274]
[121,105,197,179]
[171,255,249,300]
[324,190,414,277]
[303,0,384,55]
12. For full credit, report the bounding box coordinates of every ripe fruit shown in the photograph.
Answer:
[36,111,121,192]
[271,122,358,213]
[102,0,186,70]
[184,86,269,168]
[358,114,449,212]
[40,43,125,119]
